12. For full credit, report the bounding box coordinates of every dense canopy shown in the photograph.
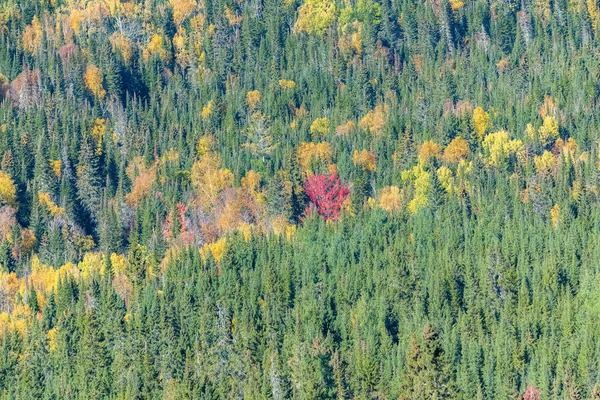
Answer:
[0,0,600,398]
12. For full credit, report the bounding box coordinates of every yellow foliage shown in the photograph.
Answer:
[554,137,578,160]
[338,21,363,57]
[588,0,599,31]
[246,90,262,109]
[293,0,336,36]
[278,79,296,89]
[0,171,17,206]
[0,272,20,312]
[241,170,261,194]
[437,166,454,194]
[143,34,169,62]
[297,142,334,175]
[535,0,551,20]
[225,7,242,25]
[377,186,402,213]
[171,0,196,25]
[69,8,84,32]
[200,237,227,263]
[161,148,180,165]
[237,222,252,242]
[537,116,559,145]
[351,31,362,55]
[443,137,469,163]
[110,253,128,275]
[23,16,43,54]
[110,33,132,64]
[47,328,58,352]
[113,273,132,306]
[449,0,465,11]
[58,262,80,280]
[572,181,582,201]
[197,135,215,157]
[125,157,157,208]
[352,149,377,172]
[201,100,214,119]
[539,95,557,119]
[29,259,58,310]
[551,204,560,230]
[335,121,355,136]
[74,234,95,253]
[402,164,431,214]
[90,118,106,154]
[50,160,62,178]
[173,27,192,69]
[78,252,104,280]
[309,117,331,138]
[525,123,536,141]
[191,152,234,209]
[271,215,295,239]
[472,106,491,141]
[38,192,64,216]
[418,140,442,162]
[84,65,106,99]
[7,303,31,336]
[20,229,36,254]
[482,130,524,168]
[359,104,389,136]
[534,150,556,176]
[496,58,509,72]
[455,159,473,192]
[0,312,8,336]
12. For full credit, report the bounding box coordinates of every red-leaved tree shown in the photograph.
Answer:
[522,385,540,400]
[304,173,350,221]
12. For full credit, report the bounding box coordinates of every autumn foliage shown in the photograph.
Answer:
[0,171,16,207]
[304,173,349,220]
[84,65,106,99]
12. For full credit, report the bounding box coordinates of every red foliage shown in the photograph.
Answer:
[9,69,41,109]
[304,173,349,221]
[523,385,540,400]
[176,202,188,233]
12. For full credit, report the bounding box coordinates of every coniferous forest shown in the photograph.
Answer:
[1,0,600,398]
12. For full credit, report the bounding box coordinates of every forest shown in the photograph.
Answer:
[0,0,600,398]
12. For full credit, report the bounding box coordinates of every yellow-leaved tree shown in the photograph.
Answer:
[125,157,157,208]
[84,65,106,99]
[472,106,491,141]
[482,130,524,168]
[171,0,197,25]
[377,186,402,213]
[309,117,331,138]
[359,103,389,136]
[297,142,334,175]
[23,16,43,54]
[537,116,559,146]
[293,0,336,36]
[246,90,262,109]
[417,140,441,163]
[534,150,556,176]
[352,149,377,172]
[110,33,133,65]
[0,171,16,207]
[550,204,560,230]
[442,137,469,163]
[38,192,64,216]
[191,152,234,210]
[401,164,431,214]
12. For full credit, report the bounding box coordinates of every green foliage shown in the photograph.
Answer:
[0,0,599,397]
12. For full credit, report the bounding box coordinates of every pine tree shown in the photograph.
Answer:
[76,136,102,226]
